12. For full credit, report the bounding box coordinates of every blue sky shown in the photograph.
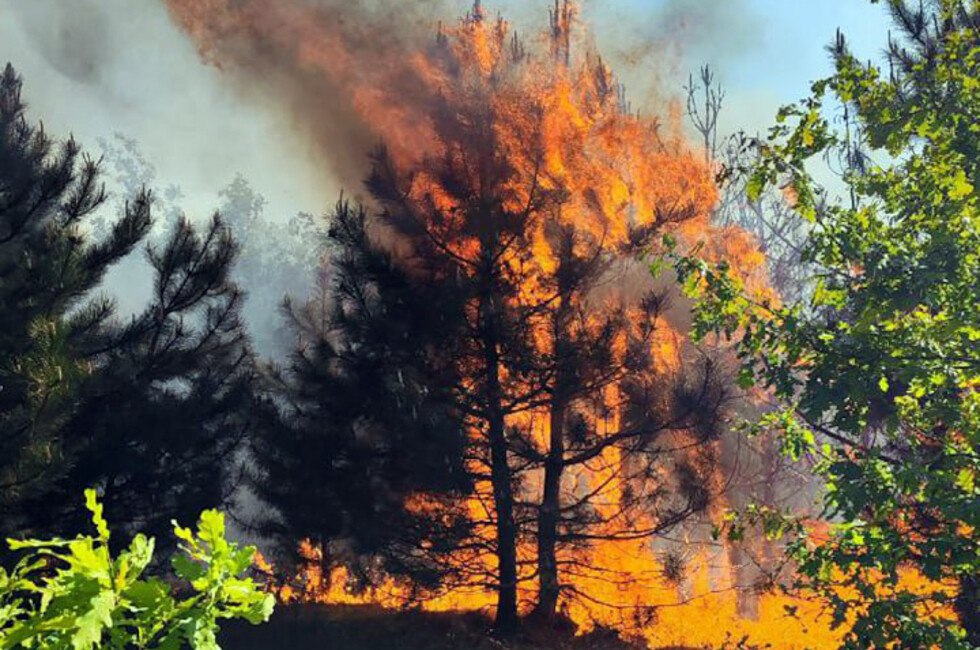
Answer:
[586,0,894,139]
[723,0,891,92]
[0,0,895,221]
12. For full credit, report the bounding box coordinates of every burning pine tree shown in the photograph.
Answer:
[167,0,779,642]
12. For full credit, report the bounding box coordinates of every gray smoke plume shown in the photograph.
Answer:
[163,0,473,195]
[8,0,113,85]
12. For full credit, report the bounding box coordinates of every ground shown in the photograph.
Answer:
[218,604,675,650]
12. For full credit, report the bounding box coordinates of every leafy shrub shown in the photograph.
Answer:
[0,490,274,649]
[666,1,979,646]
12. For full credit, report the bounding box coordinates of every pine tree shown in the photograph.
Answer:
[529,235,731,620]
[365,132,558,634]
[0,63,257,549]
[27,214,256,547]
[250,199,472,590]
[281,127,728,635]
[256,127,560,635]
[0,63,150,532]
[251,5,733,634]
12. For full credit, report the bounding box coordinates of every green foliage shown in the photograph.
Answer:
[663,1,979,648]
[0,490,274,649]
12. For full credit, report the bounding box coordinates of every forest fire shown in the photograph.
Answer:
[0,0,973,648]
[164,0,815,645]
[162,1,964,649]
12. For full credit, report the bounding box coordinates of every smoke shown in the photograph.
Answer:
[163,0,757,193]
[644,0,756,57]
[592,0,757,67]
[579,0,757,111]
[163,0,471,194]
[8,0,113,86]
[161,0,807,620]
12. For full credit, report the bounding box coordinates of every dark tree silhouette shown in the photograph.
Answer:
[0,63,257,548]
[249,199,473,592]
[364,133,553,634]
[251,4,736,631]
[0,62,150,531]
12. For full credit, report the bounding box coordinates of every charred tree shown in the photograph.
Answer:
[366,129,558,634]
[243,3,731,634]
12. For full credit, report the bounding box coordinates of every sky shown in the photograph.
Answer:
[0,0,894,225]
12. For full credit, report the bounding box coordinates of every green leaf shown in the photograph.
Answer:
[124,533,155,579]
[125,578,172,612]
[0,491,273,648]
[171,554,206,584]
[737,366,755,389]
[84,490,110,542]
[196,510,226,547]
[948,170,973,200]
[67,539,110,580]
[956,468,975,493]
[746,172,766,202]
[71,591,114,650]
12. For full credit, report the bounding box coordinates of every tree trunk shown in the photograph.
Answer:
[488,412,519,636]
[533,399,565,622]
[483,320,519,637]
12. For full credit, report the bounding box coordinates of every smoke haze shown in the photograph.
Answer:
[162,0,758,195]
[11,0,113,86]
[0,0,893,351]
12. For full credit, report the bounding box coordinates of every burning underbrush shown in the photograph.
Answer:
[252,544,849,650]
[219,603,643,650]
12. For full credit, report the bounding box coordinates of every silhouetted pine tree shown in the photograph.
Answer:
[28,213,256,547]
[250,200,473,590]
[0,62,150,533]
[365,132,559,635]
[362,86,731,630]
[0,63,256,547]
[255,131,554,636]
